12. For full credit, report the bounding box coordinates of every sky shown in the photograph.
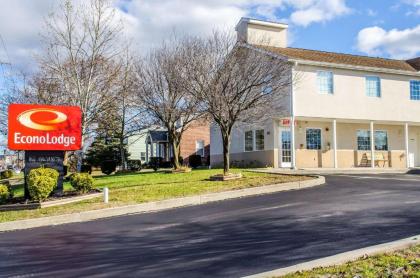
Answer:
[0,0,419,149]
[0,0,420,72]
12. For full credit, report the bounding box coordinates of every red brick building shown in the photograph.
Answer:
[180,119,210,165]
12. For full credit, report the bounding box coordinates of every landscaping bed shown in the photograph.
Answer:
[0,169,311,223]
[282,244,420,278]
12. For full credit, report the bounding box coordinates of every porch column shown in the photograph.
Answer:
[405,123,409,168]
[290,116,296,169]
[370,121,375,168]
[332,119,338,168]
[146,143,149,162]
[151,142,154,157]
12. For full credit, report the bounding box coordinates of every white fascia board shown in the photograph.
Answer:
[289,59,420,77]
[235,17,288,31]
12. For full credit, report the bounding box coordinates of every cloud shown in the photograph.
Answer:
[356,25,420,59]
[0,0,351,74]
[289,0,351,27]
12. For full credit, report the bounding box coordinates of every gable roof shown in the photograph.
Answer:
[258,46,418,72]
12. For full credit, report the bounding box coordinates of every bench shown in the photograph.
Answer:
[364,152,388,167]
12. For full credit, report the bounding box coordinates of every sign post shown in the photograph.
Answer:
[8,104,82,197]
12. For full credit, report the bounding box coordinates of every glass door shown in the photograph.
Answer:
[280,129,292,168]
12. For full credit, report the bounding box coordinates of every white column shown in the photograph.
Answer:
[290,116,296,169]
[146,143,149,162]
[151,142,154,157]
[370,121,375,168]
[332,119,338,168]
[405,123,409,168]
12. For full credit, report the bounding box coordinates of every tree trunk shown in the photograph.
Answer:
[120,138,127,171]
[171,139,181,169]
[222,131,231,175]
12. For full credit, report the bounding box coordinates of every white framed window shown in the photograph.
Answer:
[195,140,205,156]
[317,71,333,94]
[140,152,146,161]
[306,128,322,150]
[255,129,265,151]
[366,76,381,97]
[410,80,420,100]
[375,130,388,151]
[357,130,370,150]
[356,130,388,151]
[244,130,254,152]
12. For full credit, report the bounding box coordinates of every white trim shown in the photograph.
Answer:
[290,59,420,77]
[235,17,288,30]
[405,123,409,168]
[370,121,375,168]
[332,119,337,168]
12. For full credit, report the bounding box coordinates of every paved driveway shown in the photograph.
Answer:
[1,174,420,277]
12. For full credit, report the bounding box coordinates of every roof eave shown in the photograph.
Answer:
[289,59,420,77]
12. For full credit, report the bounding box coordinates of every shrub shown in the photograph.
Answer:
[0,170,13,179]
[81,164,92,174]
[149,157,163,171]
[101,160,117,175]
[0,180,12,199]
[189,155,202,168]
[0,184,9,204]
[27,167,59,201]
[70,173,94,193]
[160,161,172,168]
[128,160,142,171]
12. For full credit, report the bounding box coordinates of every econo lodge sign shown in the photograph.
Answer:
[8,104,82,151]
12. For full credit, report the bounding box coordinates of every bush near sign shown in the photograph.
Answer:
[24,151,65,198]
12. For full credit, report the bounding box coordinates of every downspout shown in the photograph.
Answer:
[290,61,298,169]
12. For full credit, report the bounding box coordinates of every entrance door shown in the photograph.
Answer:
[408,137,418,167]
[280,129,292,168]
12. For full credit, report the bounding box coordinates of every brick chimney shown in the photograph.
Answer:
[235,17,288,48]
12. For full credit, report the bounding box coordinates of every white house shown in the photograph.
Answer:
[210,18,420,169]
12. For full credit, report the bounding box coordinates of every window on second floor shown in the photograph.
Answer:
[410,80,420,100]
[366,76,381,97]
[317,71,333,94]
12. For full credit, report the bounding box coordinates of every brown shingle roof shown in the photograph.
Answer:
[259,46,418,72]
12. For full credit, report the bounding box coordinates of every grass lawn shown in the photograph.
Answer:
[1,169,309,223]
[282,245,420,278]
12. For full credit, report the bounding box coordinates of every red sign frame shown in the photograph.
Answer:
[8,104,82,151]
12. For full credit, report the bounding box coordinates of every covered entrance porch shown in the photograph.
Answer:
[277,117,420,169]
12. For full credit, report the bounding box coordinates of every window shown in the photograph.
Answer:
[375,131,388,151]
[245,131,254,152]
[356,130,388,151]
[306,128,321,150]
[366,76,381,97]
[140,152,146,161]
[317,71,333,94]
[255,130,265,151]
[410,80,420,100]
[357,130,370,150]
[195,140,205,156]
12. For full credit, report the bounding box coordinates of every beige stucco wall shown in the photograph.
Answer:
[211,150,276,168]
[293,120,409,168]
[294,64,420,122]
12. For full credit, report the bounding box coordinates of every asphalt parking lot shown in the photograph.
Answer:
[1,173,420,277]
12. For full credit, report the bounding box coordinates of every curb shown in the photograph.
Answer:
[243,234,420,278]
[0,176,325,232]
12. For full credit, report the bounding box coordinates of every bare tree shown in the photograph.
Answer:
[134,36,206,170]
[187,32,292,175]
[38,0,122,169]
